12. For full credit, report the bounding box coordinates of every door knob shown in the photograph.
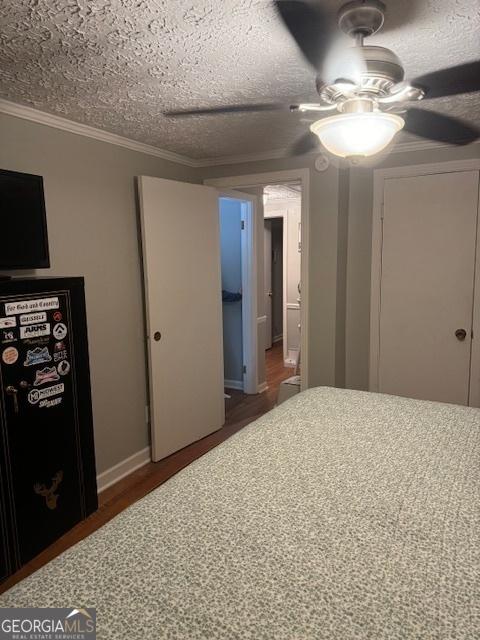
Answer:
[153,331,162,342]
[455,328,467,341]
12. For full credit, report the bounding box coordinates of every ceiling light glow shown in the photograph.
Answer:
[310,112,405,158]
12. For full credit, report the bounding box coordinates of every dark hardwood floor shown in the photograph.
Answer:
[0,341,294,595]
[224,340,293,425]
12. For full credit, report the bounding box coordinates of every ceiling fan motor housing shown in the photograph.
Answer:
[317,46,405,104]
[315,0,405,105]
[350,45,404,88]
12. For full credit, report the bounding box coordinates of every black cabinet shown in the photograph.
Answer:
[0,277,97,581]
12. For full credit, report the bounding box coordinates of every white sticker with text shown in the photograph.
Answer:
[39,397,63,409]
[20,323,51,340]
[28,383,64,405]
[5,297,59,316]
[19,312,47,326]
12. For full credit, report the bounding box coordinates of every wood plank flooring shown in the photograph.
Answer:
[0,341,294,595]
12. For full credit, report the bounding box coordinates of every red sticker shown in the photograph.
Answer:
[53,311,62,322]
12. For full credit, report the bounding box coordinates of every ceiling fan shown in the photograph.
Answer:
[164,0,480,160]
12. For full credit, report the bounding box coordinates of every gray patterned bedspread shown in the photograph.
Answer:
[1,387,480,639]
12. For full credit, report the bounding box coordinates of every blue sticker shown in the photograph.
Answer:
[24,346,52,367]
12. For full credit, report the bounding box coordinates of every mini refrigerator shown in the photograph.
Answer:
[0,277,97,583]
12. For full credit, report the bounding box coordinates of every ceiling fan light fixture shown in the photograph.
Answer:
[310,111,404,158]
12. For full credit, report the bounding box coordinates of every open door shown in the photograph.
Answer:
[217,189,259,395]
[138,176,224,462]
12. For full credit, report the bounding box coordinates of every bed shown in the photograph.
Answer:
[1,387,479,639]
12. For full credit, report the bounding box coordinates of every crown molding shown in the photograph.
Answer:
[193,148,289,167]
[391,139,448,153]
[0,99,198,168]
[196,147,348,168]
[1,99,475,170]
[194,138,449,167]
[0,98,296,168]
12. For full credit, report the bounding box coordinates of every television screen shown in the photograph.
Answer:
[0,169,50,270]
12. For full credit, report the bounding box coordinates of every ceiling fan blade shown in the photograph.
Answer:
[274,1,332,70]
[164,103,286,117]
[289,131,320,156]
[404,108,480,145]
[412,61,480,99]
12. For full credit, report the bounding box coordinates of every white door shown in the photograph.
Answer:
[264,220,273,350]
[138,176,224,461]
[378,170,480,405]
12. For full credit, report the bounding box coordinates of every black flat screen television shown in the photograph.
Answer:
[0,169,50,270]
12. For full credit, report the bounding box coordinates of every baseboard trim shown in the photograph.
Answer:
[96,446,151,493]
[257,381,268,393]
[224,379,244,391]
[272,334,283,343]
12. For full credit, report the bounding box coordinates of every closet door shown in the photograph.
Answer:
[378,170,479,405]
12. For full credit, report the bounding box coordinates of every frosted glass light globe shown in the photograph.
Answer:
[310,112,404,158]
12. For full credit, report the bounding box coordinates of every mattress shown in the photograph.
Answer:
[1,387,479,639]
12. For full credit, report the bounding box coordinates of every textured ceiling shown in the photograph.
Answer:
[1,0,479,160]
[265,184,301,200]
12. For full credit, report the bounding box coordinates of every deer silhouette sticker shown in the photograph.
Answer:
[34,471,64,510]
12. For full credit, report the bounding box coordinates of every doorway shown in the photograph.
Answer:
[206,169,310,391]
[217,191,258,398]
[263,183,302,374]
[220,179,304,430]
[219,197,245,393]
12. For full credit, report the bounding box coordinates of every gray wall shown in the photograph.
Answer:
[345,143,480,391]
[219,198,243,383]
[335,169,349,388]
[345,166,373,391]
[0,112,199,473]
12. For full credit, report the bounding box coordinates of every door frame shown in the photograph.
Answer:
[206,169,310,391]
[218,191,258,394]
[369,159,480,406]
[263,217,274,351]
